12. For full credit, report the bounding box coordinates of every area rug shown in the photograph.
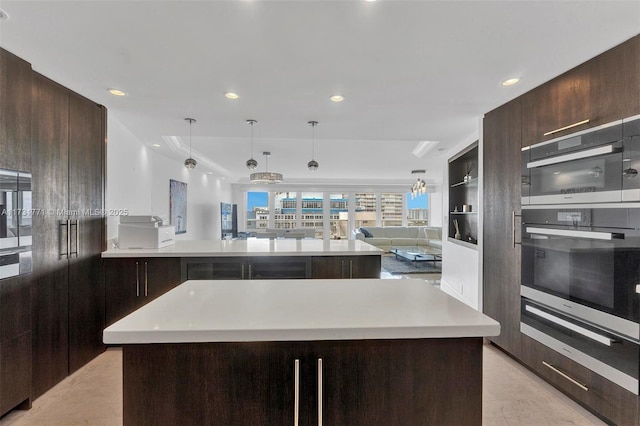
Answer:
[381,254,442,274]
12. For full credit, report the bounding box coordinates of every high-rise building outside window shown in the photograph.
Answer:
[407,192,429,226]
[381,193,403,227]
[301,192,323,238]
[274,192,297,229]
[329,193,349,239]
[246,191,269,230]
[354,193,376,229]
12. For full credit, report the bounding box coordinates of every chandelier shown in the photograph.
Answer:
[410,169,427,199]
[250,152,283,184]
[184,118,197,169]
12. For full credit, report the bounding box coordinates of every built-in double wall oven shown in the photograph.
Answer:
[520,116,640,395]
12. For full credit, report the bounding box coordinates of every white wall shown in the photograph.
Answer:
[106,116,232,242]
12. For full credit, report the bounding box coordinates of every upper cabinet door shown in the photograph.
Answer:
[522,35,640,147]
[0,49,32,171]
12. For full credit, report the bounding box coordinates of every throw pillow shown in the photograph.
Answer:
[360,227,373,238]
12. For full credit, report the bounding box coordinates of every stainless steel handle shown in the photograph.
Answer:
[66,219,71,257]
[241,264,245,280]
[525,305,613,346]
[59,221,69,258]
[526,226,621,241]
[542,361,589,391]
[341,260,345,279]
[512,211,522,248]
[317,358,323,426]
[69,220,79,257]
[144,262,148,297]
[248,264,252,279]
[135,262,140,297]
[542,119,590,136]
[527,143,616,168]
[75,219,79,257]
[349,260,353,279]
[294,359,300,426]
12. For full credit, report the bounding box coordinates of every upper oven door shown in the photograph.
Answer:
[521,209,640,324]
[525,120,624,205]
[622,116,640,201]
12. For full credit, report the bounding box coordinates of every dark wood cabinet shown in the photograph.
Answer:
[482,98,522,357]
[0,275,32,415]
[520,335,638,426]
[0,48,32,171]
[181,256,313,281]
[311,255,381,279]
[31,73,106,397]
[105,258,182,326]
[521,35,640,147]
[122,338,483,426]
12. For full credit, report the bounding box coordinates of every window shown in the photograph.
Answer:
[407,192,429,226]
[381,193,403,227]
[354,193,376,229]
[274,192,297,229]
[246,192,268,230]
[301,192,323,238]
[329,193,349,239]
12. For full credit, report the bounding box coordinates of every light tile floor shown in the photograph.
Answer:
[1,343,605,425]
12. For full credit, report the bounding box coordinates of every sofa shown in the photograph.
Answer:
[353,226,442,253]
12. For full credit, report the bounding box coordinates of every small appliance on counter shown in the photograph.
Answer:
[118,215,175,249]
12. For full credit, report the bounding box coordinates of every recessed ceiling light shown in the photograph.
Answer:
[330,95,345,102]
[225,92,239,100]
[108,88,126,96]
[0,9,9,20]
[152,144,161,148]
[501,78,520,86]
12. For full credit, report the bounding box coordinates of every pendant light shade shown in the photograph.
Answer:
[184,118,197,169]
[410,169,427,199]
[307,120,319,171]
[245,119,258,170]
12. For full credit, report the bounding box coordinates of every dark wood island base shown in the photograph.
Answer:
[123,338,483,426]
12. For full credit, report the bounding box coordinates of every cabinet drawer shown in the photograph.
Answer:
[520,335,638,425]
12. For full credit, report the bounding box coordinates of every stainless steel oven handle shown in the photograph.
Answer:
[525,305,613,346]
[512,211,522,248]
[543,119,590,137]
[525,227,621,241]
[526,144,618,169]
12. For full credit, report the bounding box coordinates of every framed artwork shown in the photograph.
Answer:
[169,179,187,234]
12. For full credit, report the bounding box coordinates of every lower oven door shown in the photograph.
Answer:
[521,298,639,394]
[521,224,640,326]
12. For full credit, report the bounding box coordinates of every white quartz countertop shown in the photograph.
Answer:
[103,279,500,344]
[102,239,383,258]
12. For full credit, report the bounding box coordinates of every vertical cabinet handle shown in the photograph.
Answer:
[75,219,79,257]
[144,262,148,296]
[349,260,353,279]
[341,260,345,278]
[69,220,79,257]
[294,359,300,426]
[135,262,140,297]
[512,211,522,248]
[66,219,71,257]
[317,358,323,426]
[59,220,69,258]
[248,264,253,279]
[241,264,245,280]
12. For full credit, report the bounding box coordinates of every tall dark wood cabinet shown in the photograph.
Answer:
[482,98,522,357]
[0,49,32,171]
[31,73,106,397]
[31,73,70,398]
[0,48,33,417]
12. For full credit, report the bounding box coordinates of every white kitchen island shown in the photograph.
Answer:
[105,279,499,426]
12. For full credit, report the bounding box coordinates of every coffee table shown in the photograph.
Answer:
[390,246,442,267]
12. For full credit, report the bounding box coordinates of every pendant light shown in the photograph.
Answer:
[245,119,258,170]
[307,120,319,171]
[410,169,427,199]
[184,118,197,169]
[250,152,283,184]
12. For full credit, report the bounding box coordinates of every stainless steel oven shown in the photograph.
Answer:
[0,169,32,279]
[520,206,640,393]
[522,115,640,205]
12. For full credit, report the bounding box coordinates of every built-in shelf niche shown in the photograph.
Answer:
[448,142,478,246]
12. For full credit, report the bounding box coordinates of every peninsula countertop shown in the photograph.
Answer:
[102,239,384,258]
[103,279,500,344]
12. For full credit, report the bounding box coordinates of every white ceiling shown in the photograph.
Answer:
[0,1,638,185]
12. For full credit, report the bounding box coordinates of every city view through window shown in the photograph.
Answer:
[246,191,429,239]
